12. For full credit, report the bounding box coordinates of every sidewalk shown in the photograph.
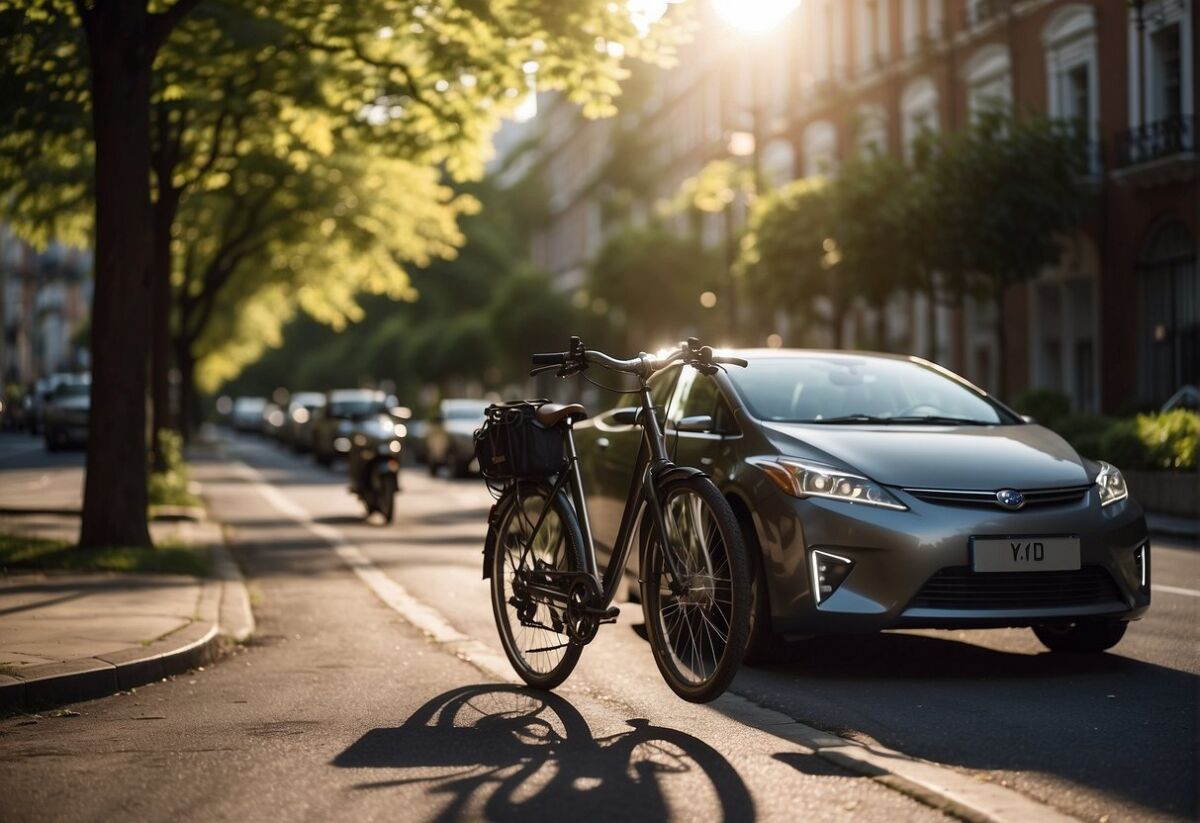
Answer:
[0,441,253,712]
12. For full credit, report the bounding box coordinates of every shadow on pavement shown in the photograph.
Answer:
[334,684,756,822]
[743,631,1198,820]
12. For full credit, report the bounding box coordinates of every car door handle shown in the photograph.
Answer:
[597,437,610,450]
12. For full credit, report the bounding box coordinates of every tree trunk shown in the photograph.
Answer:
[175,337,197,443]
[149,189,180,473]
[79,8,157,549]
[992,274,1008,401]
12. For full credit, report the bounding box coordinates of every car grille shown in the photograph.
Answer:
[906,566,1125,611]
[904,485,1091,509]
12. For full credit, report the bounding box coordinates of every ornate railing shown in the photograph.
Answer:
[1114,114,1195,169]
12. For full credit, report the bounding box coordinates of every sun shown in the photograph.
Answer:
[711,0,802,32]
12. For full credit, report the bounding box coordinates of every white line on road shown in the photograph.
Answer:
[229,460,521,683]
[230,457,1081,823]
[1152,584,1200,598]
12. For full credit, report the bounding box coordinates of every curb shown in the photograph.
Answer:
[0,540,253,714]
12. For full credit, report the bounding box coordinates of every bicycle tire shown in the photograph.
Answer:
[491,484,587,690]
[641,476,750,703]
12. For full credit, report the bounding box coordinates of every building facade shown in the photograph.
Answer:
[0,225,92,388]
[523,0,1197,412]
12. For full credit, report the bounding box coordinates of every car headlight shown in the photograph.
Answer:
[747,457,906,510]
[1095,461,1129,507]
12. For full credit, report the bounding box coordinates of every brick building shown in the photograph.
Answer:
[524,0,1197,411]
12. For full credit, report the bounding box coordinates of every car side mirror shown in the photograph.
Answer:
[675,414,714,433]
[610,407,639,426]
[1021,414,1037,424]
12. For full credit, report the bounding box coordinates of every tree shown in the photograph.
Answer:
[2,0,682,547]
[737,178,846,345]
[589,224,721,353]
[923,109,1090,396]
[825,152,916,350]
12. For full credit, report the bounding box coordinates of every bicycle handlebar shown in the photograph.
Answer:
[529,337,747,378]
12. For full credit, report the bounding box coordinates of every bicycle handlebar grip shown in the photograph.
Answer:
[531,352,567,365]
[716,356,749,368]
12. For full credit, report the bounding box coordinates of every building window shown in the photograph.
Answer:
[1139,220,1199,403]
[964,44,1012,118]
[1043,5,1099,172]
[856,0,875,75]
[1152,23,1183,119]
[925,0,942,39]
[856,103,888,155]
[1128,0,1195,126]
[802,121,838,177]
[902,0,920,55]
[901,76,938,161]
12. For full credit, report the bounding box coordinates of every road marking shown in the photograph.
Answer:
[229,460,520,683]
[1152,584,1200,598]
[230,457,1081,823]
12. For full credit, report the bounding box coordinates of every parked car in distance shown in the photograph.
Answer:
[230,397,268,433]
[43,374,91,451]
[27,373,76,435]
[571,349,1150,662]
[284,391,326,453]
[311,389,395,466]
[424,399,489,477]
[261,402,287,440]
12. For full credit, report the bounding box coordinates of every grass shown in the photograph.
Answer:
[0,533,211,578]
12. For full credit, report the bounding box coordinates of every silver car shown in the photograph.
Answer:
[572,350,1150,660]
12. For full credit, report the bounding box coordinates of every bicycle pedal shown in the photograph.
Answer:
[597,606,620,623]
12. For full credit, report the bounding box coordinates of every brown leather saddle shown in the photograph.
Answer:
[535,402,588,428]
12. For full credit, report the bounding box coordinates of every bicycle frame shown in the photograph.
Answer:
[503,376,700,613]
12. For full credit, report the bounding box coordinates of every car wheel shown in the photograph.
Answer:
[1032,620,1128,653]
[739,512,784,665]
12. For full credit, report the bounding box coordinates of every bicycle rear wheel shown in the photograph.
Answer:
[491,484,586,690]
[641,476,750,703]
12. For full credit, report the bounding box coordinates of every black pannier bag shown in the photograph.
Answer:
[475,401,566,481]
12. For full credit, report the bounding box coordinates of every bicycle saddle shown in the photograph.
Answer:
[535,402,587,427]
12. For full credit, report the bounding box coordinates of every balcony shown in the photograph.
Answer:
[1112,115,1196,184]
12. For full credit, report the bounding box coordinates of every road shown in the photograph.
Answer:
[1,432,1196,822]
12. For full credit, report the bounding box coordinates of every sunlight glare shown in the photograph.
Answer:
[711,0,801,32]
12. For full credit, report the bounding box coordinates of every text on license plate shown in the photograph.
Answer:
[971,537,1080,572]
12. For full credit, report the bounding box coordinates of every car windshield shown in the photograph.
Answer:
[727,356,1017,425]
[444,402,488,420]
[329,400,387,418]
[54,383,90,399]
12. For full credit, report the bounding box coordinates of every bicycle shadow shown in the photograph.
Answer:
[333,684,755,823]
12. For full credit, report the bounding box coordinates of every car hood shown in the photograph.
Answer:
[761,422,1090,490]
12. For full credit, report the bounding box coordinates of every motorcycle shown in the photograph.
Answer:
[347,412,404,522]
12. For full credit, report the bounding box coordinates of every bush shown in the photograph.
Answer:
[1092,411,1199,472]
[1013,388,1071,430]
[1055,413,1115,460]
[149,430,200,507]
[1098,420,1149,470]
[1137,409,1199,471]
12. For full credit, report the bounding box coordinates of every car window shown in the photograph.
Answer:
[669,369,721,426]
[726,356,1017,424]
[713,394,739,435]
[649,366,680,411]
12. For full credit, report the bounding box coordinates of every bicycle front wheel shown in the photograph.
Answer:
[491,484,586,690]
[641,476,750,703]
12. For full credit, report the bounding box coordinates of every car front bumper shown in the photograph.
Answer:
[749,478,1151,637]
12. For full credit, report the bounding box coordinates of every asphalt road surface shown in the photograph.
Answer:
[1,432,1196,822]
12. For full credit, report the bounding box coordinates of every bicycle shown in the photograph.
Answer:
[477,336,751,703]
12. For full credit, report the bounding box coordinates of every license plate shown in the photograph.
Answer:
[971,537,1080,572]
